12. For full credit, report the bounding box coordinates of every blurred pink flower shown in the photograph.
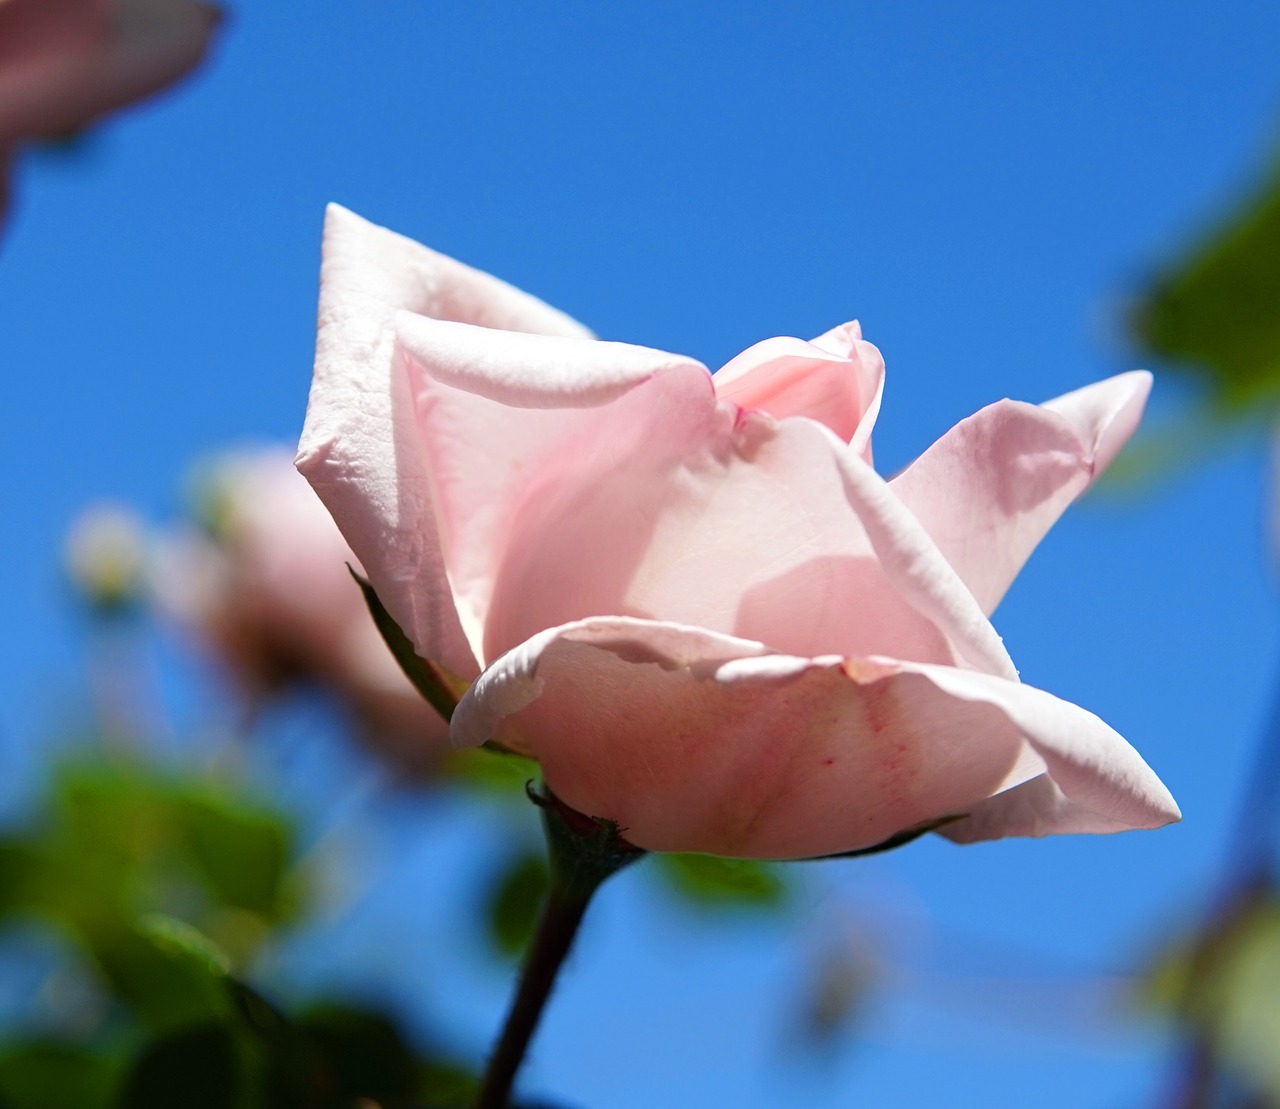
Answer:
[0,0,219,221]
[154,448,448,776]
[297,205,1180,858]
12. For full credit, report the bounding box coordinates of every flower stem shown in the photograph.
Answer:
[471,786,644,1109]
[470,881,593,1109]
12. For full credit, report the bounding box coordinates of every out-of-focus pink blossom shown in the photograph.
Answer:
[154,448,448,775]
[0,0,220,221]
[297,205,1180,858]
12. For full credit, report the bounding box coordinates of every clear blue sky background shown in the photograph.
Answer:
[3,2,1280,1106]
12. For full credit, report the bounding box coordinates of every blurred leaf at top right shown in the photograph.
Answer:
[1132,150,1280,417]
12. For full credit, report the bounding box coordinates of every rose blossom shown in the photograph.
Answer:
[0,0,219,222]
[154,448,448,776]
[296,205,1179,859]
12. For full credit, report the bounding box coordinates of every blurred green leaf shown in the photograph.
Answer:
[1133,156,1280,414]
[419,1058,480,1108]
[655,853,788,910]
[99,915,237,1032]
[439,747,539,797]
[261,1002,478,1109]
[295,1006,419,1102]
[174,794,293,920]
[0,1042,120,1109]
[116,1023,242,1109]
[1147,893,1280,1100]
[0,757,300,989]
[485,851,549,957]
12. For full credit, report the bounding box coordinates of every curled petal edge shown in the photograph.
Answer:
[452,617,1179,854]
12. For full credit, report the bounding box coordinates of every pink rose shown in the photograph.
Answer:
[0,0,219,221]
[297,205,1179,859]
[154,448,448,776]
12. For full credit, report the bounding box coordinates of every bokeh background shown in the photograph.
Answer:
[3,2,1280,1106]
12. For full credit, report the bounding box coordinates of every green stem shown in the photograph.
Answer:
[471,786,644,1109]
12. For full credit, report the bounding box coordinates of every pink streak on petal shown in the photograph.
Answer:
[452,619,1172,858]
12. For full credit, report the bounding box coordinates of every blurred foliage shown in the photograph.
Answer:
[0,1042,120,1109]
[1132,155,1280,415]
[654,853,788,910]
[485,851,551,958]
[440,747,540,797]
[0,527,806,1106]
[0,758,298,972]
[1146,885,1280,1104]
[0,754,481,1108]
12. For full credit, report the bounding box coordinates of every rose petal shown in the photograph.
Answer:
[398,317,1003,674]
[452,618,1174,858]
[913,661,1182,841]
[712,324,885,455]
[395,313,712,661]
[890,371,1152,615]
[296,206,592,678]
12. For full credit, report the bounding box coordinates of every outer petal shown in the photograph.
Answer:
[296,206,591,678]
[451,619,1176,859]
[397,314,1011,677]
[890,371,1152,616]
[712,323,885,455]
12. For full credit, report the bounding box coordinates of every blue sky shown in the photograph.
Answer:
[3,2,1280,1106]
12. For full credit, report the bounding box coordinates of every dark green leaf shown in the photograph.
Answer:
[419,1058,479,1108]
[655,853,788,910]
[485,852,549,957]
[98,915,235,1031]
[174,794,294,920]
[0,1042,120,1109]
[117,1024,242,1109]
[294,1006,421,1105]
[1132,156,1280,414]
[350,568,464,722]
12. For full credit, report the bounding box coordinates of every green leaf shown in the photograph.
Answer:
[419,1058,480,1108]
[1144,892,1280,1101]
[350,567,465,723]
[655,852,788,910]
[439,746,540,797]
[293,1006,423,1105]
[1132,155,1280,414]
[116,1024,243,1109]
[174,793,294,921]
[485,851,550,957]
[98,915,237,1032]
[0,1042,120,1109]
